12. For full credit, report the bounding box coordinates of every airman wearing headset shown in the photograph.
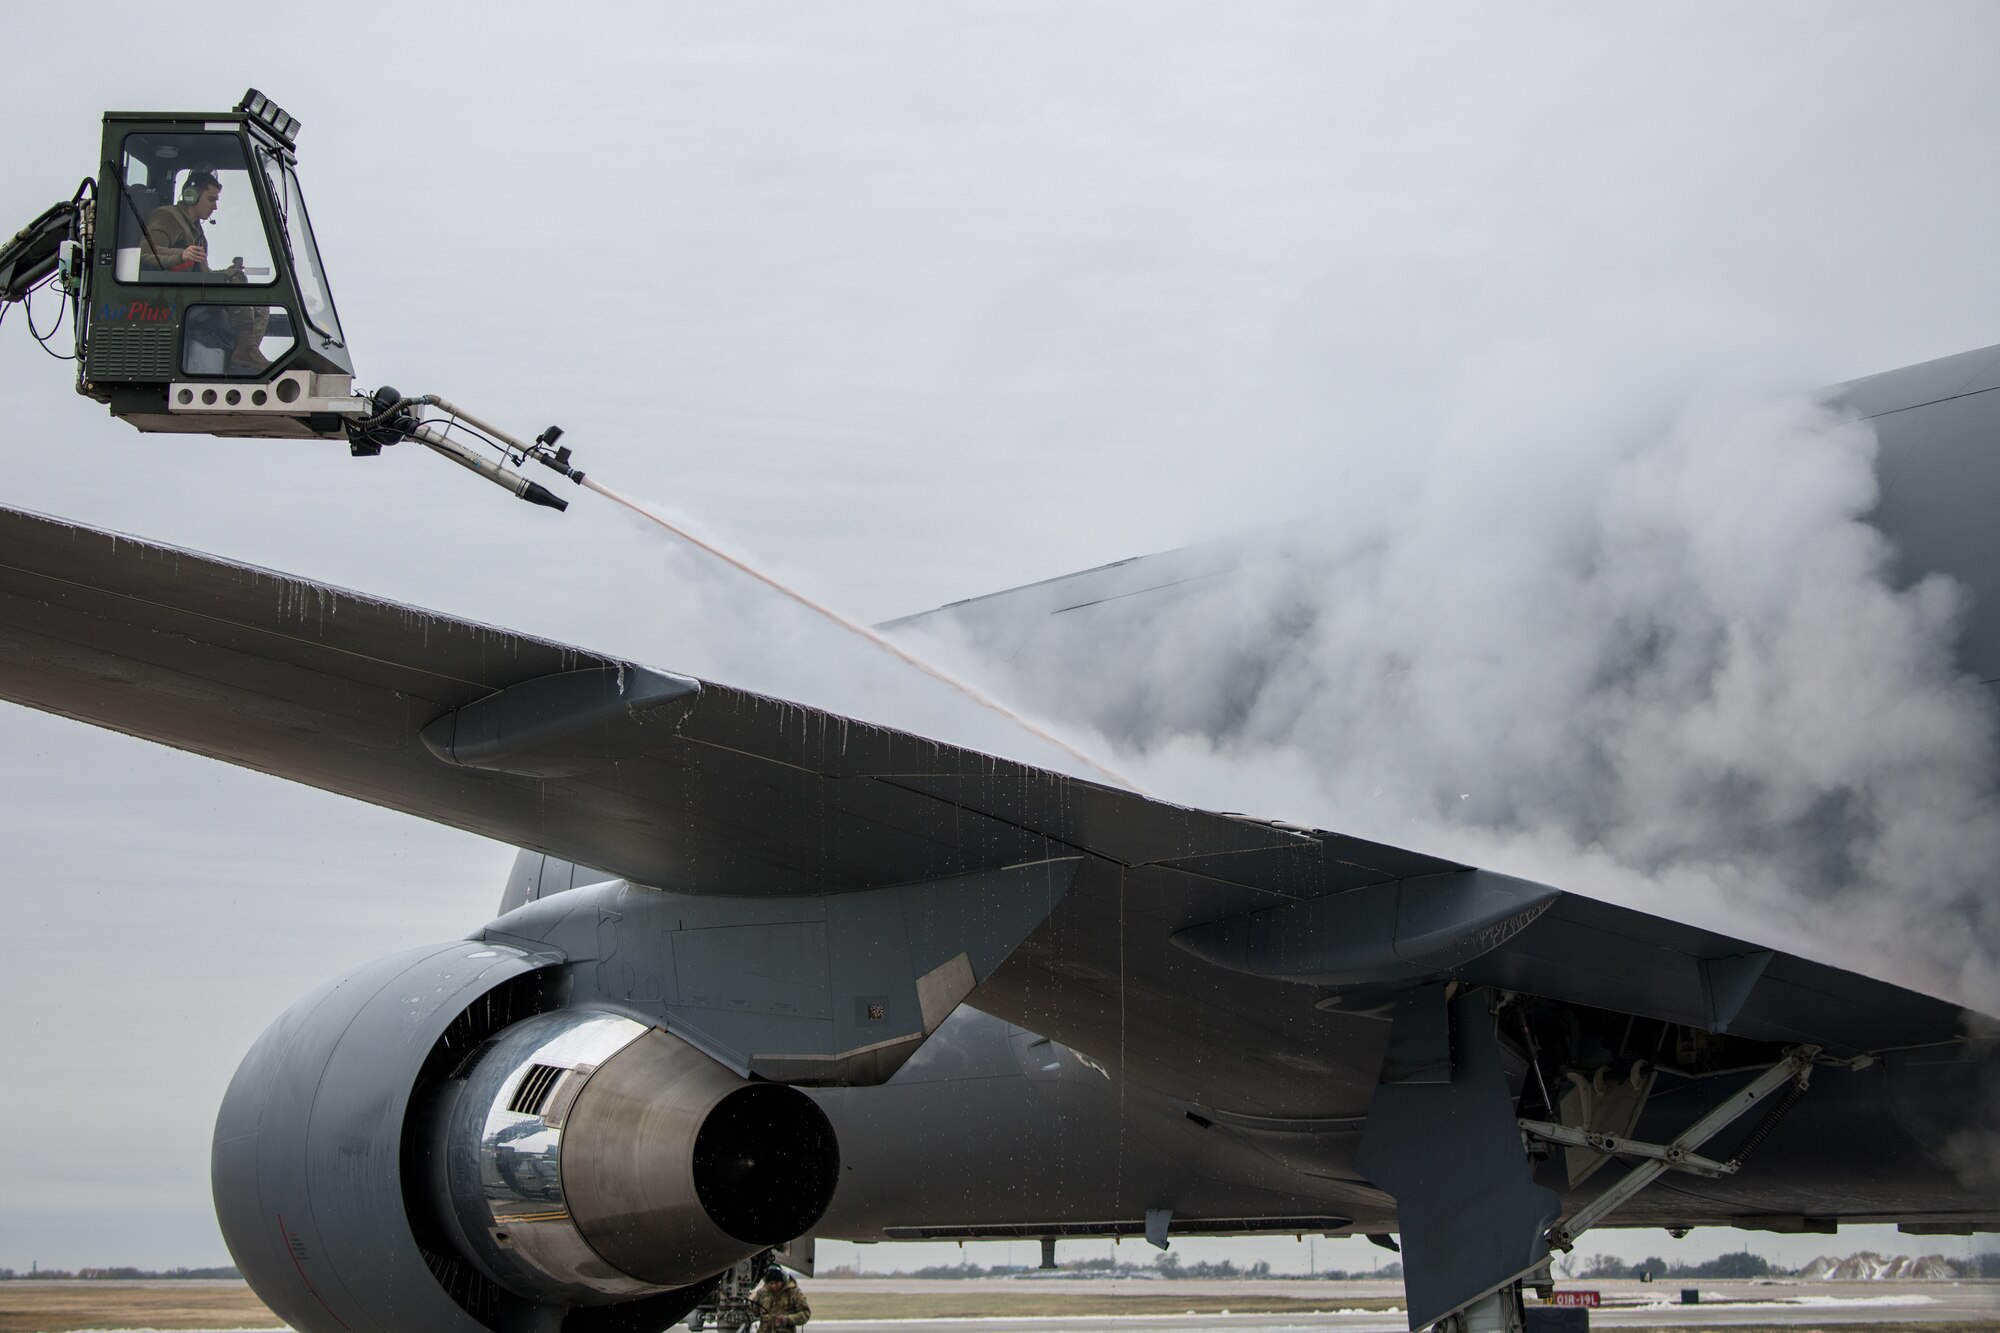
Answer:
[143,169,269,373]
[143,170,224,272]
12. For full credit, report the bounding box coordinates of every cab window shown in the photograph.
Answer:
[256,144,344,346]
[115,133,276,286]
[180,304,296,377]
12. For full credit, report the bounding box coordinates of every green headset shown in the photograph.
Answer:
[179,170,221,205]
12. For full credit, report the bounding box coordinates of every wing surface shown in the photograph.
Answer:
[0,504,1973,1118]
[0,504,1401,903]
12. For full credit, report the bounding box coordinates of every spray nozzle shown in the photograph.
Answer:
[529,424,585,483]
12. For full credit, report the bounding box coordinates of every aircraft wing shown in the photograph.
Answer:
[0,503,1387,898]
[0,501,1970,1057]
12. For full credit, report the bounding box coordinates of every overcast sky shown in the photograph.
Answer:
[2,0,1997,1274]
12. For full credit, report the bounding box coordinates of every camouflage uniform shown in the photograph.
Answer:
[750,1276,811,1333]
[141,201,270,373]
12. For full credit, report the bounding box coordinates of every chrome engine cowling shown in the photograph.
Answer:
[423,1008,839,1305]
[213,942,839,1333]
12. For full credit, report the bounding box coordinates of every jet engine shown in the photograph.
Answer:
[213,941,839,1333]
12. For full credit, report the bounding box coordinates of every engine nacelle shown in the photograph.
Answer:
[213,941,838,1333]
[424,1008,839,1305]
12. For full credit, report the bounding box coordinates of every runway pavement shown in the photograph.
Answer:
[6,1277,1989,1333]
[810,1278,1997,1333]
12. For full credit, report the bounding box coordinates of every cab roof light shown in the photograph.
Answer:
[234,88,301,148]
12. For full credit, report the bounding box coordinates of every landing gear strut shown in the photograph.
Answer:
[685,1251,775,1333]
[1444,1286,1528,1333]
[1525,1043,1819,1254]
[1359,987,1821,1333]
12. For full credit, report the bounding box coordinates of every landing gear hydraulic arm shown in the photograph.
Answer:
[1525,1044,1820,1253]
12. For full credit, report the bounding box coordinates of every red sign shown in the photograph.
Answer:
[1551,1291,1602,1308]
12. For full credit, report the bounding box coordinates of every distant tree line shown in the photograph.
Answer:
[13,1249,1996,1283]
[824,1247,1996,1281]
[820,1253,1401,1280]
[1568,1251,2000,1281]
[0,1265,241,1280]
[1574,1251,1774,1280]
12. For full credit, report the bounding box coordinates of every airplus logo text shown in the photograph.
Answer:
[99,300,174,322]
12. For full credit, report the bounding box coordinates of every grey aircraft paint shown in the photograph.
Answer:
[0,344,1994,1333]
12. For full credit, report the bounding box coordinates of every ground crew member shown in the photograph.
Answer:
[749,1266,811,1333]
[141,169,269,373]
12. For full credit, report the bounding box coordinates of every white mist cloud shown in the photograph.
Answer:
[906,373,2000,1013]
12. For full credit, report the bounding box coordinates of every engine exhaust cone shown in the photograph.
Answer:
[426,1011,840,1303]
